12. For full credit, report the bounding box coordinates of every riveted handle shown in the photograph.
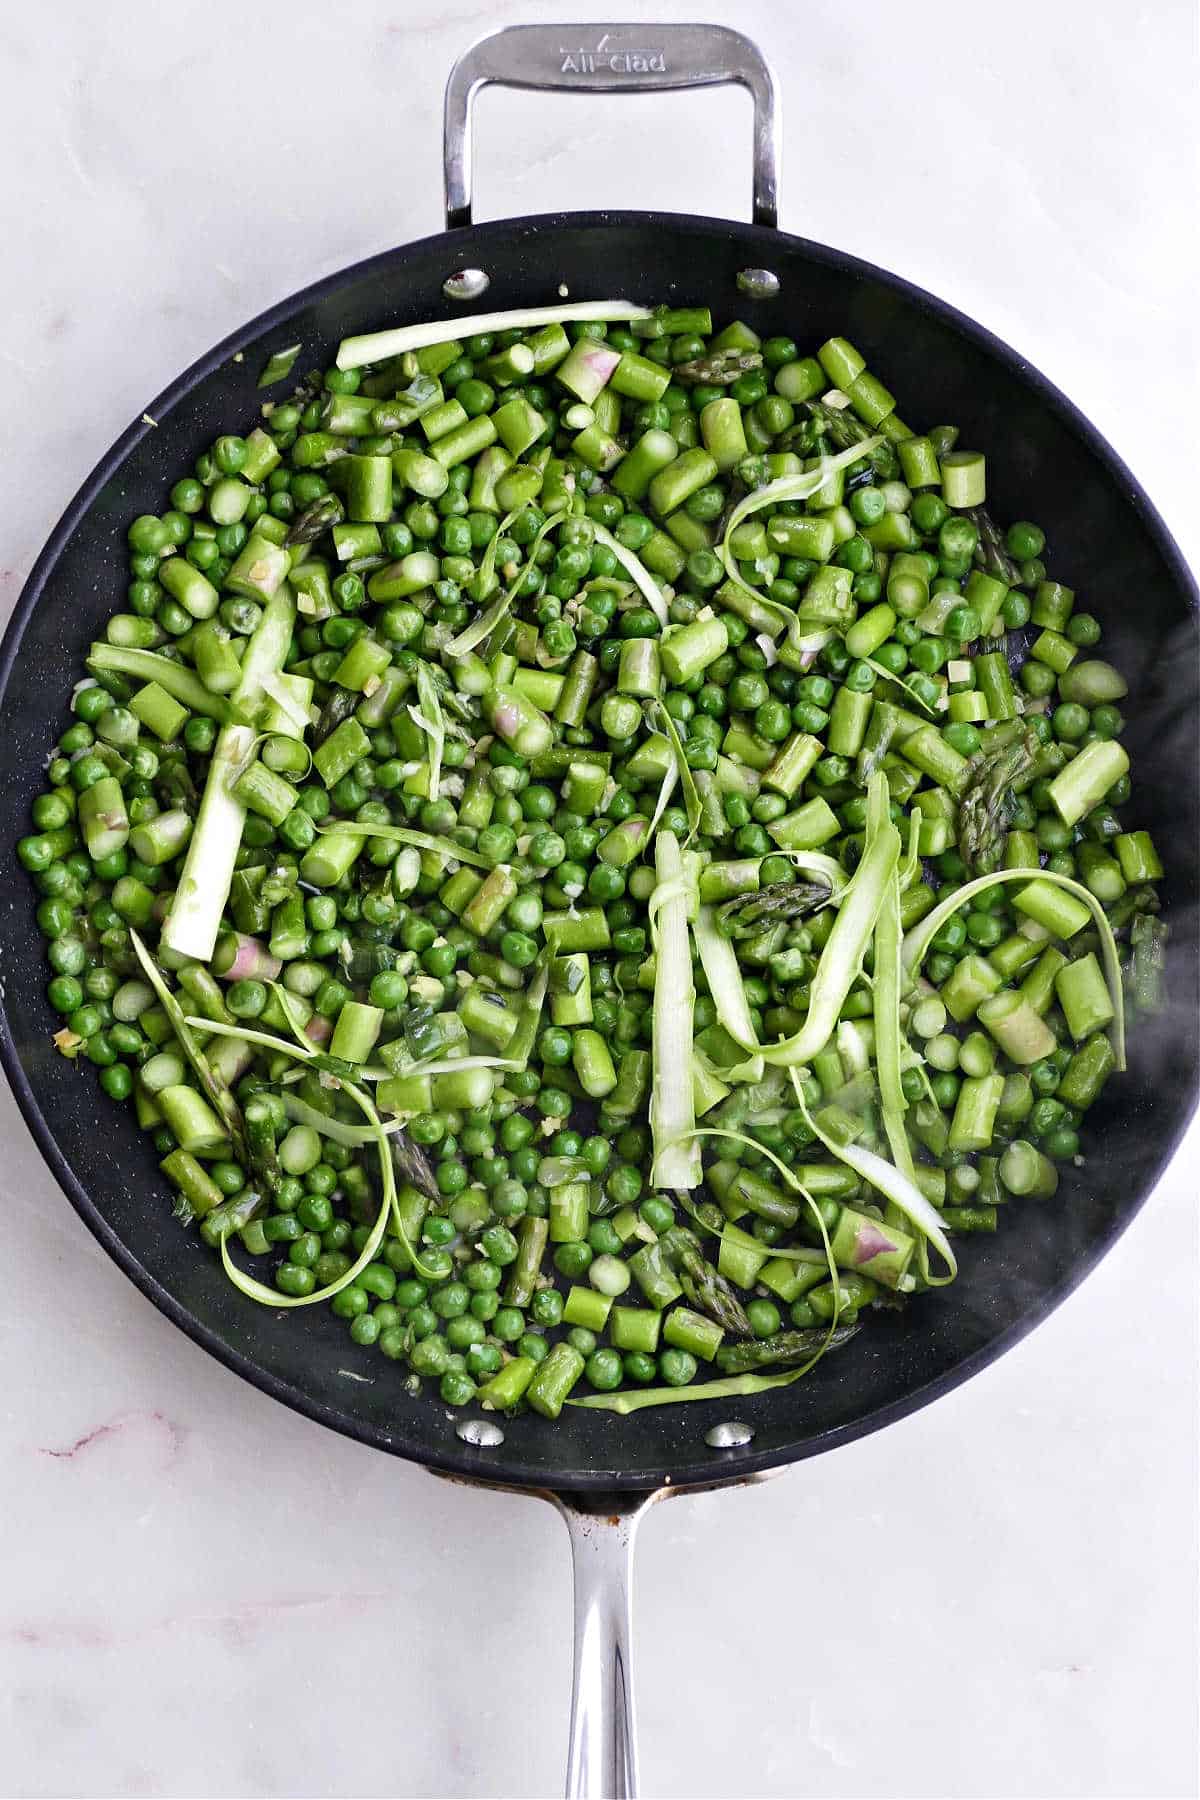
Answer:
[444,23,779,231]
[552,1491,659,1800]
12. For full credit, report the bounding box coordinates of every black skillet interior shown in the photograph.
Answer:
[0,214,1195,1493]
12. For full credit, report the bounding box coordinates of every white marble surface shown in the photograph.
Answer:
[1,3,1196,1796]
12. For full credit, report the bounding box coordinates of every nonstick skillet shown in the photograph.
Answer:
[0,24,1196,1799]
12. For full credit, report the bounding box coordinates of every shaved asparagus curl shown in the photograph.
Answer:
[720,440,881,623]
[903,869,1126,1069]
[445,511,561,657]
[413,660,444,803]
[336,302,654,370]
[588,522,669,626]
[161,585,296,962]
[312,819,497,870]
[791,1074,958,1283]
[567,1336,859,1413]
[187,1015,438,1284]
[758,773,900,1066]
[692,904,764,1083]
[649,832,701,1190]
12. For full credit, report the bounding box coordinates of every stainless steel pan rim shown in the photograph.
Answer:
[1,196,1196,1490]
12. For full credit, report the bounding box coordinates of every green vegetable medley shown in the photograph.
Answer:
[20,299,1168,1419]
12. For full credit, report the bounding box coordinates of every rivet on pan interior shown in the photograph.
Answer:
[705,1420,754,1449]
[443,268,490,302]
[736,268,780,300]
[457,1418,504,1447]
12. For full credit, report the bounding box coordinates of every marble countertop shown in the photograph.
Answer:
[1,3,1195,1795]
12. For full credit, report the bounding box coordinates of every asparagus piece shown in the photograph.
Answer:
[965,506,1023,587]
[426,658,477,726]
[86,643,237,722]
[243,1095,282,1198]
[505,1215,549,1309]
[672,349,763,386]
[388,1129,439,1201]
[857,702,898,786]
[1108,884,1161,931]
[285,494,344,546]
[311,685,360,748]
[200,1188,267,1246]
[799,402,899,478]
[1129,914,1168,1012]
[157,757,201,813]
[957,729,1040,875]
[716,1323,860,1373]
[660,1226,753,1338]
[716,878,833,939]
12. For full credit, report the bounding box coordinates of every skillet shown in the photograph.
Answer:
[0,25,1195,1796]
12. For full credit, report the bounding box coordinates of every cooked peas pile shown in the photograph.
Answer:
[18,303,1166,1418]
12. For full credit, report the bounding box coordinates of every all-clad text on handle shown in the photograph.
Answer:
[443,23,779,230]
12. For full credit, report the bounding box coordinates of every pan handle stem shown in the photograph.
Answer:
[444,23,779,230]
[552,1490,660,1800]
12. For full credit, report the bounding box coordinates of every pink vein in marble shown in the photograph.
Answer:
[38,1408,184,1466]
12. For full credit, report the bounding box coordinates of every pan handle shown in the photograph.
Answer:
[444,23,779,231]
[551,1490,660,1799]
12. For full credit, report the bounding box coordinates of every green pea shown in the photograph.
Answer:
[1067,612,1101,647]
[1021,660,1057,698]
[127,514,170,555]
[729,671,769,712]
[493,1307,525,1343]
[754,700,792,742]
[47,974,83,1014]
[1053,702,1090,742]
[530,1289,565,1328]
[1090,705,1124,740]
[99,1062,134,1101]
[554,1241,593,1279]
[943,722,981,756]
[746,1298,782,1338]
[51,935,91,976]
[588,1220,622,1256]
[1043,1126,1080,1160]
[616,1351,652,1384]
[275,1265,316,1298]
[606,1163,642,1208]
[1005,521,1045,560]
[848,485,886,526]
[635,1197,671,1235]
[659,1348,698,1387]
[584,1349,622,1391]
